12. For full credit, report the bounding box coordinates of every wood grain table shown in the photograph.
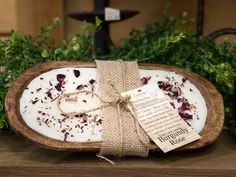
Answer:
[0,130,235,177]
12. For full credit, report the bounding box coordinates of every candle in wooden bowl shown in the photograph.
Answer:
[5,61,224,152]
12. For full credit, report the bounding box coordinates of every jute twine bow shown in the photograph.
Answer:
[57,82,148,149]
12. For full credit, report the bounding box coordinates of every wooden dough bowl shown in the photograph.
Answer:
[5,61,224,152]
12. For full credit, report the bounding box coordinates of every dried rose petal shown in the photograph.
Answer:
[96,118,102,125]
[141,76,151,85]
[182,77,187,84]
[64,132,69,141]
[49,81,53,86]
[89,79,96,85]
[32,99,39,104]
[158,80,182,99]
[55,83,62,91]
[179,102,191,112]
[73,69,80,78]
[36,88,42,92]
[57,74,66,84]
[170,102,175,109]
[82,117,87,123]
[179,112,193,120]
[46,89,53,99]
[76,84,84,90]
[158,81,170,90]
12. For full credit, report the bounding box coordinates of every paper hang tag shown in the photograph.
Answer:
[105,7,120,21]
[122,83,201,153]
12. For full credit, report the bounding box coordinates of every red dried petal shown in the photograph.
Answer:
[141,76,151,85]
[76,84,84,90]
[57,74,66,84]
[89,79,96,84]
[179,112,193,120]
[73,70,80,78]
[55,83,62,91]
[182,77,187,84]
[32,99,39,104]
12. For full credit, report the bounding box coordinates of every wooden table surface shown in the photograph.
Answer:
[0,130,236,177]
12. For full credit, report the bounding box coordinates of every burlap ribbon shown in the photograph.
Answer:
[57,60,149,157]
[96,60,149,157]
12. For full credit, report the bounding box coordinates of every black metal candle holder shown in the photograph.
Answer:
[67,0,139,55]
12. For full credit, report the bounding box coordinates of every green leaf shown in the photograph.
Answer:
[41,49,48,58]
[227,82,233,88]
[203,63,209,71]
[54,48,62,55]
[95,16,102,28]
[72,43,80,51]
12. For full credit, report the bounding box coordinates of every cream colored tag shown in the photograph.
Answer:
[122,83,201,153]
[105,7,120,21]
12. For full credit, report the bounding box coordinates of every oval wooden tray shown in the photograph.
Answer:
[5,61,224,152]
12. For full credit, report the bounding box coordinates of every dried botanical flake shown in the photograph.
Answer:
[82,117,87,123]
[158,81,181,98]
[170,102,175,109]
[182,77,188,84]
[55,83,62,91]
[179,101,193,112]
[166,76,170,81]
[64,132,69,141]
[73,69,80,78]
[56,74,66,84]
[141,76,151,85]
[96,118,102,125]
[62,116,69,122]
[45,89,53,99]
[179,112,193,120]
[49,81,53,86]
[158,81,171,90]
[61,113,69,118]
[36,88,42,92]
[32,99,39,104]
[61,129,66,133]
[89,79,96,85]
[76,84,83,90]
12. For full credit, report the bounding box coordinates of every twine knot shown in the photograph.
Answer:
[113,95,131,112]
